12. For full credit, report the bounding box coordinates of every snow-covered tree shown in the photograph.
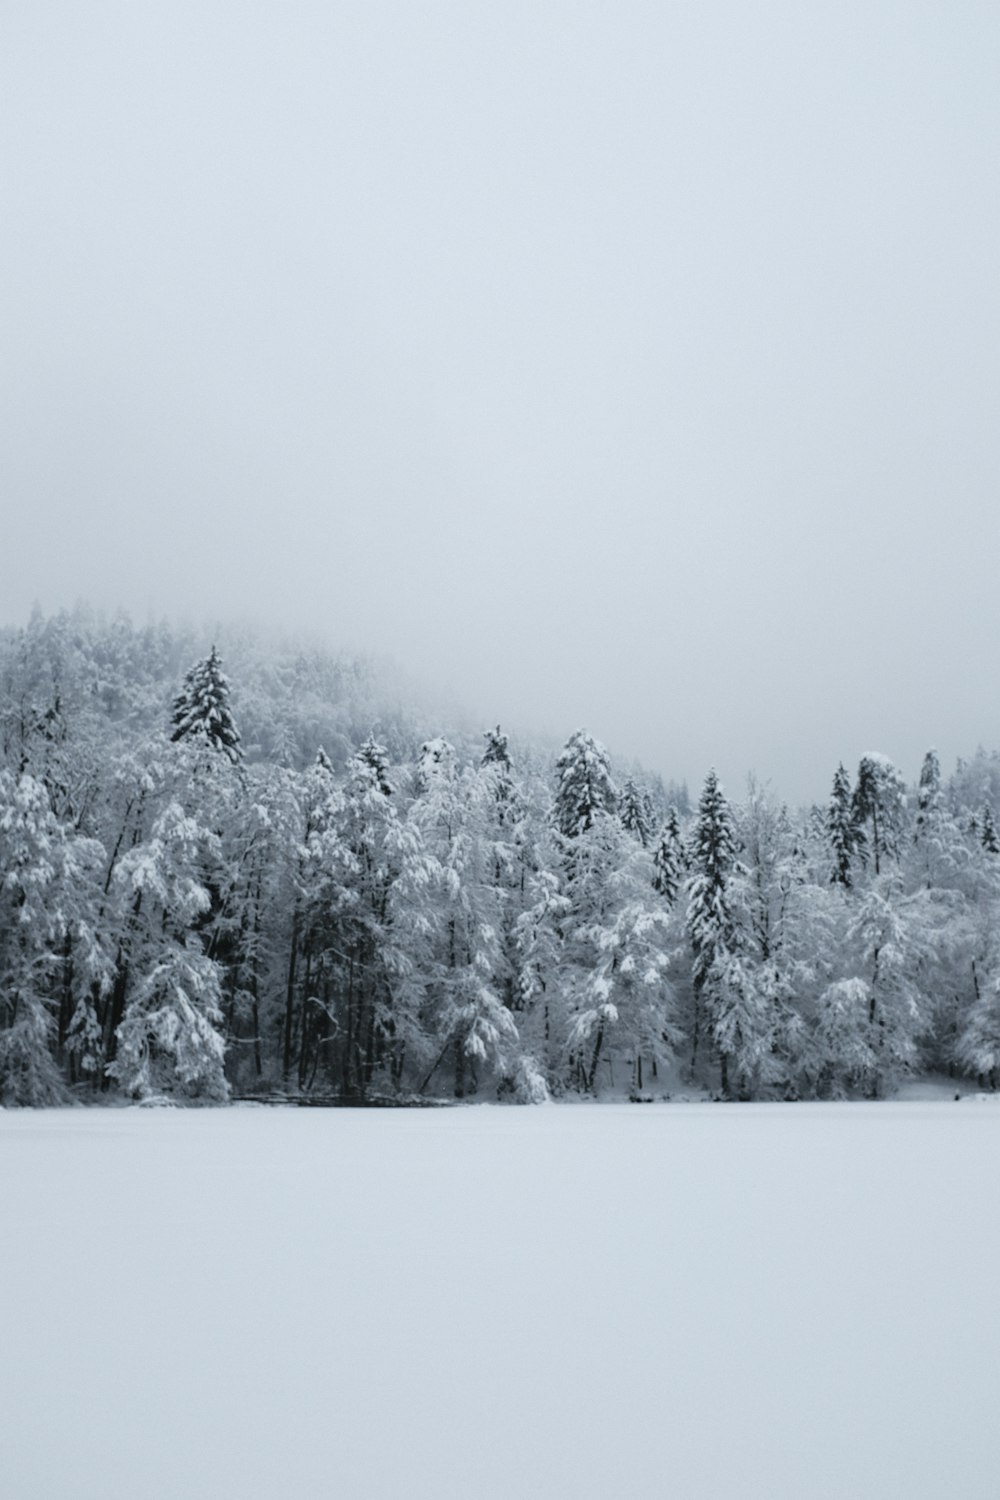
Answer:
[685,770,740,1091]
[839,879,929,1097]
[556,806,677,1095]
[393,756,520,1098]
[481,725,511,770]
[652,807,685,904]
[0,773,111,1104]
[826,764,859,886]
[170,647,242,764]
[107,801,229,1101]
[619,777,652,846]
[554,729,617,838]
[852,753,906,876]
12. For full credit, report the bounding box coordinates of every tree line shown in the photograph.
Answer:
[2,607,999,1106]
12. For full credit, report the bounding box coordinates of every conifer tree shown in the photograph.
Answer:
[982,803,999,854]
[481,725,511,770]
[170,647,242,764]
[652,808,684,903]
[851,754,906,876]
[302,735,401,1098]
[826,764,858,886]
[356,734,393,797]
[554,730,617,838]
[685,770,739,1089]
[915,749,941,832]
[619,777,652,846]
[480,724,516,828]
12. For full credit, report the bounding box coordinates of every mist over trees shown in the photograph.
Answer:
[3,606,1000,1107]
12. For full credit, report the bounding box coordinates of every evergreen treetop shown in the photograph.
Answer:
[652,808,684,903]
[620,777,653,846]
[170,647,242,764]
[554,729,617,838]
[482,725,511,770]
[827,763,857,886]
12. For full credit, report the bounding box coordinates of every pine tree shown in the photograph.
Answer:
[481,725,511,770]
[827,764,858,886]
[652,808,684,903]
[297,736,401,1099]
[851,754,906,876]
[554,730,617,838]
[619,777,652,846]
[356,734,393,797]
[915,749,942,832]
[480,724,516,829]
[685,770,739,1091]
[170,647,242,764]
[982,803,999,854]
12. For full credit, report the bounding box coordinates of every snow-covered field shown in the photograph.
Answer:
[3,1101,998,1500]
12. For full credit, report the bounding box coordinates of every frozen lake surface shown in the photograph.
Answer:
[2,1100,998,1499]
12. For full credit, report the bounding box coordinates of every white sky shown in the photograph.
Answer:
[3,1,999,804]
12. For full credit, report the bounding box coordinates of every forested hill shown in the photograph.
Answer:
[2,607,999,1109]
[0,606,455,771]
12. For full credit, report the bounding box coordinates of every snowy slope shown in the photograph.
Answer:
[2,1102,997,1499]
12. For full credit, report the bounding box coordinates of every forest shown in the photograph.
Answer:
[2,605,999,1108]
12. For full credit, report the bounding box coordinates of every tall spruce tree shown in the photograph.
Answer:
[554,730,617,838]
[170,647,242,764]
[915,749,941,831]
[652,808,684,903]
[481,725,511,770]
[827,764,857,886]
[851,754,906,876]
[685,769,739,1089]
[619,777,652,846]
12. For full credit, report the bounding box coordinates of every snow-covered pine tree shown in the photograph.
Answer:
[851,754,906,876]
[981,803,999,854]
[652,807,684,903]
[619,777,652,846]
[170,647,242,764]
[827,764,858,886]
[685,770,739,1090]
[554,729,617,838]
[480,724,517,833]
[356,733,393,797]
[906,747,969,893]
[915,749,941,834]
[481,725,511,770]
[309,734,405,1099]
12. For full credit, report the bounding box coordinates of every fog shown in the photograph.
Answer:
[3,2,999,804]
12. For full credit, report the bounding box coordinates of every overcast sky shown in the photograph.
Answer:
[3,2,999,803]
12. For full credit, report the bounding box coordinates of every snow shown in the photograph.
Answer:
[2,1102,997,1499]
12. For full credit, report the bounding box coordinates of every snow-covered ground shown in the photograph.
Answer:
[3,1101,998,1500]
